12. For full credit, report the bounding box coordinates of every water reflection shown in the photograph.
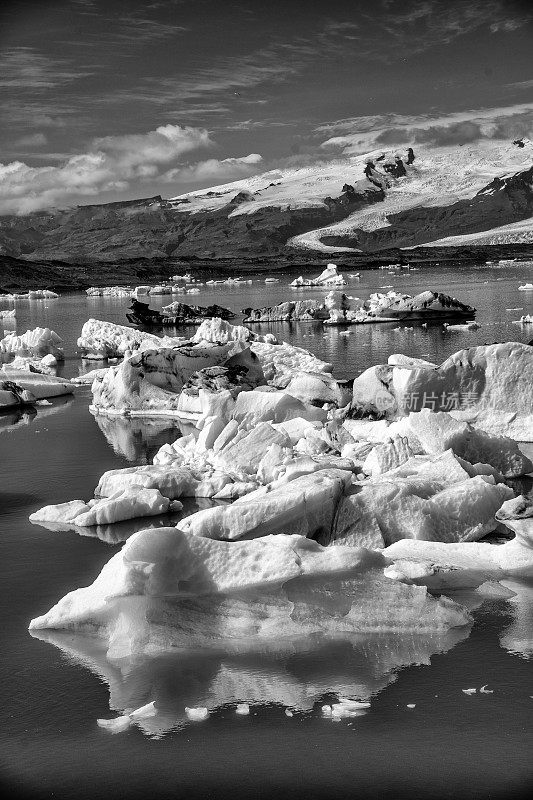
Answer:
[500,579,533,659]
[31,625,469,737]
[91,411,193,463]
[0,395,73,434]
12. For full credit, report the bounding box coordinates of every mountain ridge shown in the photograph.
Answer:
[1,140,533,269]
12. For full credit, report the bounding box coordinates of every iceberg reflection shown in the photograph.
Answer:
[31,624,469,737]
[91,411,193,463]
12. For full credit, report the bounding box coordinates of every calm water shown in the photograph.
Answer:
[1,263,532,800]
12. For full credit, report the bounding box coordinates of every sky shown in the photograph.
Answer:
[1,0,533,214]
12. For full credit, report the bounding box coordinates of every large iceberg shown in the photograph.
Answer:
[349,342,533,440]
[29,528,471,649]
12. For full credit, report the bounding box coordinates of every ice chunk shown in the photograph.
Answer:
[232,390,327,427]
[96,465,199,499]
[362,437,414,476]
[0,368,74,407]
[71,488,171,526]
[284,372,349,408]
[97,715,132,733]
[407,410,532,477]
[384,537,533,582]
[393,342,533,441]
[30,500,92,524]
[0,327,64,360]
[180,469,352,541]
[29,527,471,648]
[250,340,332,388]
[78,319,164,359]
[185,707,209,721]
[213,421,291,476]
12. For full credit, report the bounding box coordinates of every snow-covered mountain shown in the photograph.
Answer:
[168,138,533,253]
[1,137,532,264]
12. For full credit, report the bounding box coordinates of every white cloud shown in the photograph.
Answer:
[161,154,263,185]
[0,124,212,214]
[317,104,533,153]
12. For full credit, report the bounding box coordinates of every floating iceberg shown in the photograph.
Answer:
[0,368,74,409]
[0,327,64,360]
[77,319,168,359]
[29,528,471,646]
[242,299,328,323]
[290,264,346,287]
[86,286,132,297]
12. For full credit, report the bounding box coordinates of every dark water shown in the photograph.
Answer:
[1,264,532,800]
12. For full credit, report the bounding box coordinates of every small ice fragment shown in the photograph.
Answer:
[185,706,209,721]
[97,715,132,733]
[479,685,494,694]
[130,701,156,719]
[235,703,250,716]
[285,710,293,717]
[36,399,52,406]
[462,688,477,695]
[407,704,416,709]
[337,698,371,710]
[321,705,332,717]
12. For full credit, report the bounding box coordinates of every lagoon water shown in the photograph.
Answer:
[1,263,532,800]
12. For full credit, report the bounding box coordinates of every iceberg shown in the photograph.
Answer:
[0,327,64,360]
[243,299,328,323]
[90,340,263,416]
[290,264,346,287]
[0,368,74,409]
[77,319,166,359]
[30,487,178,527]
[29,527,471,646]
[86,286,132,297]
[349,342,533,440]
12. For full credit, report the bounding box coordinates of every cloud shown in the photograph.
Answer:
[14,133,48,148]
[161,153,263,185]
[317,104,533,152]
[0,48,92,90]
[0,124,212,214]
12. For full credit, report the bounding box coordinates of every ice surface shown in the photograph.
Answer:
[180,469,351,540]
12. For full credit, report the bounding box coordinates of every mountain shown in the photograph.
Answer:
[1,139,533,272]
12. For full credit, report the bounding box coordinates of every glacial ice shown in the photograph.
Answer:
[181,469,352,540]
[0,327,64,360]
[290,263,346,287]
[30,487,177,527]
[0,368,74,409]
[77,318,166,359]
[29,527,471,643]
